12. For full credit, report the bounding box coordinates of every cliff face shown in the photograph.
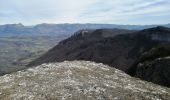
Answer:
[130,43,170,87]
[136,57,170,87]
[0,61,170,100]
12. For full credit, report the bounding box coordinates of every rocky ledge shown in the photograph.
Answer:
[0,61,169,100]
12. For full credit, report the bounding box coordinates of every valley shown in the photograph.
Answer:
[0,23,170,99]
[1,0,170,99]
[0,36,65,75]
[0,24,170,88]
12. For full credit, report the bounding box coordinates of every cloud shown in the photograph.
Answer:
[0,0,169,25]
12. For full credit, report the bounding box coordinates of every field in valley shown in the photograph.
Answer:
[0,36,65,75]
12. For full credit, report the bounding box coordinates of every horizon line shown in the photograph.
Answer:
[0,22,170,26]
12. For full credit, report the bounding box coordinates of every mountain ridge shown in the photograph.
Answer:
[0,23,170,36]
[28,26,170,87]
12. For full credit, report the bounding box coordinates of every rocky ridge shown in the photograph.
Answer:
[0,61,170,100]
[27,26,170,87]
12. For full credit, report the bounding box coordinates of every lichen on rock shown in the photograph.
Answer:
[0,61,169,100]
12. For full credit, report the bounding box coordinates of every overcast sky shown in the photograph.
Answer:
[0,0,170,25]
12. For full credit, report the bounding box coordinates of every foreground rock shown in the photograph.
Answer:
[0,61,170,100]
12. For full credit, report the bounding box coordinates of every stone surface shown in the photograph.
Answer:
[0,61,169,100]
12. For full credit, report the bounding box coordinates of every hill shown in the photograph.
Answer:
[0,61,169,100]
[28,26,170,70]
[28,26,170,87]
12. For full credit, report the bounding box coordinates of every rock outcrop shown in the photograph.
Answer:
[136,56,170,87]
[0,61,170,100]
[129,43,170,87]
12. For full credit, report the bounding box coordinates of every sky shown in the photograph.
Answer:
[0,0,170,25]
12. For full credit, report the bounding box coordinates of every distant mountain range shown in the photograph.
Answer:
[28,26,170,87]
[0,23,170,36]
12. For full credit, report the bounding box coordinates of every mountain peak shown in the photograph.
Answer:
[155,26,170,31]
[0,61,169,99]
[16,23,24,27]
[142,26,170,32]
[5,23,24,27]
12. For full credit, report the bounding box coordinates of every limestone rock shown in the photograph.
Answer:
[0,61,169,100]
